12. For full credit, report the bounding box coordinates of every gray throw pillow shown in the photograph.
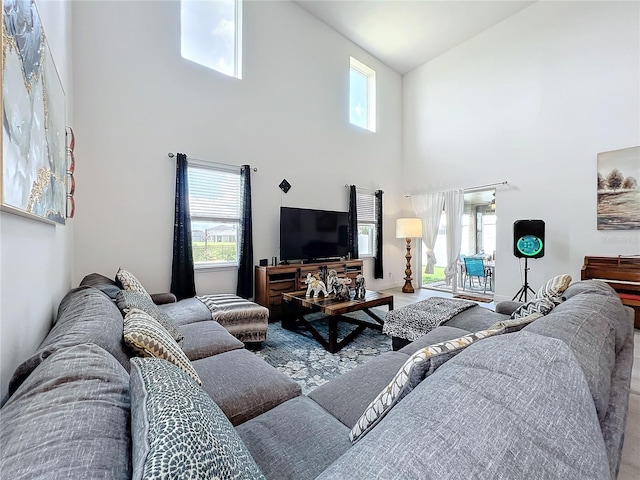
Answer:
[79,273,122,299]
[116,290,184,345]
[130,357,265,480]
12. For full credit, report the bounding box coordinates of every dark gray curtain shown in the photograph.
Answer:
[236,165,254,298]
[171,153,196,300]
[348,185,359,260]
[374,189,384,279]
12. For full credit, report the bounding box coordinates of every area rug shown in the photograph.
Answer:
[248,310,391,395]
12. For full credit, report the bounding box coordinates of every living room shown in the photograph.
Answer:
[1,1,639,478]
[1,0,639,410]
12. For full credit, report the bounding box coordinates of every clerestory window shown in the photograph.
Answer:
[181,0,243,79]
[349,57,376,132]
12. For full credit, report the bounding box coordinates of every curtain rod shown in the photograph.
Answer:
[345,184,384,194]
[404,181,507,197]
[167,152,257,172]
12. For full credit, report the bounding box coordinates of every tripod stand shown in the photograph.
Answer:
[512,257,536,302]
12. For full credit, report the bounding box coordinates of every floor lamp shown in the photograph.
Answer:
[396,218,423,293]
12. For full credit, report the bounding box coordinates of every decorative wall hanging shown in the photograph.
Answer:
[597,146,639,230]
[279,179,291,193]
[1,0,67,224]
[66,126,75,218]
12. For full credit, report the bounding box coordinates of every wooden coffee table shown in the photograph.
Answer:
[281,290,394,353]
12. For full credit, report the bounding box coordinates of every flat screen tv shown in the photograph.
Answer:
[280,206,349,262]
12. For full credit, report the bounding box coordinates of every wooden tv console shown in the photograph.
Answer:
[255,259,363,320]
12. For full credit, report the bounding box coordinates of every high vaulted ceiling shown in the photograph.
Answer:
[294,0,536,75]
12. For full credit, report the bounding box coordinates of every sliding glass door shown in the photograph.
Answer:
[420,189,496,292]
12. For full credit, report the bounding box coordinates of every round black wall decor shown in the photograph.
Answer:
[513,220,545,258]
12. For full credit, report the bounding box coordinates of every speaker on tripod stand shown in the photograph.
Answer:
[512,220,545,302]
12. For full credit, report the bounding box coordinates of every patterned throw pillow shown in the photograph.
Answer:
[116,267,152,300]
[534,274,572,304]
[130,357,265,480]
[510,297,555,319]
[116,290,184,345]
[123,309,201,385]
[491,312,543,333]
[349,326,505,443]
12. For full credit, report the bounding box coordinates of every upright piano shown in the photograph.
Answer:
[581,255,640,328]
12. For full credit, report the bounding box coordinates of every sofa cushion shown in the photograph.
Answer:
[522,297,617,422]
[443,304,507,331]
[562,280,633,353]
[116,290,184,345]
[129,357,265,480]
[349,326,505,443]
[79,272,121,299]
[123,308,201,385]
[7,286,131,396]
[180,321,244,361]
[193,349,301,425]
[116,266,152,300]
[494,300,524,315]
[157,297,213,326]
[317,332,610,480]
[237,396,352,480]
[397,325,471,355]
[510,297,555,318]
[308,351,410,429]
[602,327,635,479]
[0,344,131,480]
[534,273,572,303]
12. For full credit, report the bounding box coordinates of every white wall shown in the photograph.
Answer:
[403,1,640,301]
[1,0,74,397]
[71,1,404,295]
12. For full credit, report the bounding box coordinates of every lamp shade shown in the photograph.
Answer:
[396,218,422,238]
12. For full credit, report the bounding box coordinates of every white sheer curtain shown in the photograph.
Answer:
[411,192,445,274]
[443,189,465,292]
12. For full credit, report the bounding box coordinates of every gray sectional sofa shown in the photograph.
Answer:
[0,277,634,480]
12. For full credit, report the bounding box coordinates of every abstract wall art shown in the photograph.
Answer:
[2,0,66,224]
[597,146,640,230]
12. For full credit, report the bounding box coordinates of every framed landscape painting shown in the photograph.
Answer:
[2,0,67,224]
[597,146,640,230]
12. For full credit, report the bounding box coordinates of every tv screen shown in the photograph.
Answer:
[280,207,349,262]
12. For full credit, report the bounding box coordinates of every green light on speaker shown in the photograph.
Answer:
[516,235,543,257]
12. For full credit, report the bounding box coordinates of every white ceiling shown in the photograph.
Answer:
[294,0,536,75]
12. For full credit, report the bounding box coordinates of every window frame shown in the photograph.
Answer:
[180,0,243,79]
[356,190,376,257]
[349,56,377,132]
[187,159,241,270]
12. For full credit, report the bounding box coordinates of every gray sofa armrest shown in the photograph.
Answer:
[494,300,523,315]
[151,292,177,305]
